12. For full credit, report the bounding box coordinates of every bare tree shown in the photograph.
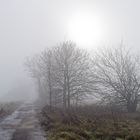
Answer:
[25,55,43,97]
[52,41,91,110]
[25,41,92,110]
[92,46,140,112]
[39,50,54,108]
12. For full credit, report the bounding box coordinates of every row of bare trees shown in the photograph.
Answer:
[25,41,92,110]
[25,41,140,112]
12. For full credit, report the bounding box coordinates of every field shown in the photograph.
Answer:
[39,105,140,140]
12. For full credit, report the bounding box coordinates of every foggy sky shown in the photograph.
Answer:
[0,0,140,99]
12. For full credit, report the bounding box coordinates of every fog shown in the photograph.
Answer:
[0,0,140,101]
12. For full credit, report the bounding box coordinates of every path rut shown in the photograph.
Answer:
[0,103,46,140]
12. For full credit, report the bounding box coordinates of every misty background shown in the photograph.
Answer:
[0,0,140,101]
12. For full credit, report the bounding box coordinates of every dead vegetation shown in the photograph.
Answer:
[0,102,21,121]
[38,105,140,140]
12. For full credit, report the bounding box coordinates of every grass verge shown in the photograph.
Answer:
[39,105,140,140]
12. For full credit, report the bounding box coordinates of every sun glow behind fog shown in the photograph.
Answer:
[67,12,106,49]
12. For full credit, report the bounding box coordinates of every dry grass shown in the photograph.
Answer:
[39,105,140,140]
[0,102,21,121]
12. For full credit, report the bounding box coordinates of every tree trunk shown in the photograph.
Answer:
[127,101,137,113]
[37,78,42,99]
[63,72,67,111]
[48,72,52,109]
[67,78,70,111]
[49,85,52,109]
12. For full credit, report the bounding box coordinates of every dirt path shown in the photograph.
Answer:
[0,103,46,140]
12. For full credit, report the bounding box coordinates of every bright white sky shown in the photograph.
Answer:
[0,0,140,99]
